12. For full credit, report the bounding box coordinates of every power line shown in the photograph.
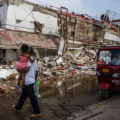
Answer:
[25,0,93,18]
[18,0,36,21]
[27,0,59,9]
[1,0,95,32]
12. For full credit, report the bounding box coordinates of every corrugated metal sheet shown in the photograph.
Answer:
[0,30,60,49]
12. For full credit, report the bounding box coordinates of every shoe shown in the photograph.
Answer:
[30,113,41,118]
[12,105,21,112]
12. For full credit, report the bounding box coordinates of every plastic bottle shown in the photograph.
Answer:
[16,85,22,94]
[35,81,41,99]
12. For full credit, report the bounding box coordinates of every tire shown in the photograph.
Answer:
[100,89,109,99]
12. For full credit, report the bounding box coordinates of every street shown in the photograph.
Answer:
[68,93,120,120]
[0,91,120,120]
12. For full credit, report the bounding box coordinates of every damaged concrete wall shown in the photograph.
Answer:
[0,49,19,63]
[59,13,120,51]
[6,0,59,35]
[104,31,120,42]
[37,48,57,58]
[5,49,17,62]
[0,50,5,61]
[0,0,8,28]
[6,0,21,5]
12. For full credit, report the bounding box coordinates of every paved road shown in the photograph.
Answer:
[0,92,100,120]
[1,92,120,120]
[67,94,120,120]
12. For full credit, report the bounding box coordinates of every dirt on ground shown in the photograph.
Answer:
[0,91,102,120]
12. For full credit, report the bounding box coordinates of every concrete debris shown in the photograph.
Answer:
[0,85,9,96]
[43,57,50,63]
[56,57,64,65]
[0,47,97,97]
[48,61,56,68]
[43,69,52,76]
[37,48,97,77]
[0,66,17,80]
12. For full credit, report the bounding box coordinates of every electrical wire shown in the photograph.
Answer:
[7,0,46,27]
[18,0,36,21]
[0,0,36,31]
[27,0,59,9]
[25,0,94,18]
[0,0,31,29]
[1,0,94,31]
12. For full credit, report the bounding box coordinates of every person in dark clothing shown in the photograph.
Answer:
[14,46,41,118]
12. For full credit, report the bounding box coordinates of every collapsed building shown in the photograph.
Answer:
[0,0,120,62]
[0,0,120,97]
[0,0,60,63]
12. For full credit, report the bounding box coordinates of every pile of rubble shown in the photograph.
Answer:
[38,48,97,77]
[0,48,97,96]
[0,65,18,96]
[36,48,98,97]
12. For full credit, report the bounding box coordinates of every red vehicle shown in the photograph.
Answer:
[97,46,120,99]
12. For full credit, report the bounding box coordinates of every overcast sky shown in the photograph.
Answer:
[27,0,120,19]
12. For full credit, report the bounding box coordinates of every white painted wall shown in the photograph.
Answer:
[6,3,59,35]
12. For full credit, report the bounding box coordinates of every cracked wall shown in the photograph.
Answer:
[5,0,59,35]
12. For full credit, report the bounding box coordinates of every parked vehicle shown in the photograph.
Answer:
[97,46,120,99]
